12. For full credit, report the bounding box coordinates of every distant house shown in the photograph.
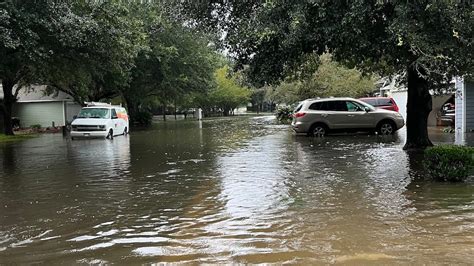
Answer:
[454,78,474,133]
[0,85,82,128]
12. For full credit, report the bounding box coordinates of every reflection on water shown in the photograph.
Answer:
[0,116,473,264]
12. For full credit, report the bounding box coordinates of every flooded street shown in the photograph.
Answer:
[1,116,473,264]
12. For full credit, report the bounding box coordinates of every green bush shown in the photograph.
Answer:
[276,106,293,122]
[131,110,152,127]
[424,145,474,182]
[30,124,42,130]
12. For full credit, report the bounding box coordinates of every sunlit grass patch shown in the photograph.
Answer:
[0,133,37,143]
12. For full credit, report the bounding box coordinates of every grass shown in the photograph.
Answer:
[0,133,37,143]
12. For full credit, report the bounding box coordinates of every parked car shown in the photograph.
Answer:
[291,97,405,137]
[358,97,399,112]
[70,103,129,139]
[437,102,455,127]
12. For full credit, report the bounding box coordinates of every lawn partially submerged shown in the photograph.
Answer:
[0,133,37,143]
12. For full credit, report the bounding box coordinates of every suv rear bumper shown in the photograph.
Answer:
[291,121,311,133]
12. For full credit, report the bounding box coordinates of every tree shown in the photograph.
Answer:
[0,1,145,134]
[210,66,251,116]
[299,53,376,99]
[1,1,72,135]
[42,1,146,105]
[123,11,217,123]
[190,0,474,149]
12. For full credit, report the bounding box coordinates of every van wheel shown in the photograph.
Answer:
[107,129,114,139]
[377,120,395,135]
[308,123,328,137]
[123,127,128,135]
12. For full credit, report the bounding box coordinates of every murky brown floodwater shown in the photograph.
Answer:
[1,116,473,264]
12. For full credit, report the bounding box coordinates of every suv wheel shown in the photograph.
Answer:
[309,124,327,137]
[377,121,395,135]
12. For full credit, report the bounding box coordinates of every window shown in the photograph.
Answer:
[294,103,303,112]
[377,98,393,106]
[111,109,118,119]
[320,101,347,111]
[309,102,323,110]
[77,108,110,119]
[366,99,379,106]
[346,101,364,112]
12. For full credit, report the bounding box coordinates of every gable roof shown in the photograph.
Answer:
[0,84,76,103]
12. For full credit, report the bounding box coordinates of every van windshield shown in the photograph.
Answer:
[77,108,110,119]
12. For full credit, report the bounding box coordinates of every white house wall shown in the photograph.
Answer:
[65,102,83,124]
[465,80,474,132]
[13,102,65,128]
[391,91,407,122]
[455,77,465,133]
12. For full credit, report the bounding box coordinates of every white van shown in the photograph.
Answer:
[70,103,129,139]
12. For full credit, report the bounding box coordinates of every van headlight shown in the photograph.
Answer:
[99,125,106,130]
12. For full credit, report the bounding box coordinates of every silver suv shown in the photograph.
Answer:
[291,97,405,136]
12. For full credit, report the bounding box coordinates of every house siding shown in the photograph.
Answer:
[65,102,83,124]
[466,80,474,132]
[455,77,464,134]
[13,102,65,128]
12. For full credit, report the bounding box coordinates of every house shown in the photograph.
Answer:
[0,85,82,128]
[454,78,474,133]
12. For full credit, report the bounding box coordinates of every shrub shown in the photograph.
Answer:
[276,106,293,123]
[30,124,42,130]
[131,110,152,127]
[424,145,474,182]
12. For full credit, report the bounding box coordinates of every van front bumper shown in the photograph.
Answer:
[71,131,108,138]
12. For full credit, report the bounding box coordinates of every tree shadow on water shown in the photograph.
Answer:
[406,150,426,181]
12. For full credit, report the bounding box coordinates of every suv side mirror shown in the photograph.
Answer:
[364,107,371,112]
[112,115,118,119]
[73,115,77,120]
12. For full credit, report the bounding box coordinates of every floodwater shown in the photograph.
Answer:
[0,116,473,264]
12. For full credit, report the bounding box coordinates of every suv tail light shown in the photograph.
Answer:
[294,112,306,118]
[390,98,399,112]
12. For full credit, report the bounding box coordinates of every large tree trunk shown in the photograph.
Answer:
[1,79,15,135]
[403,65,433,150]
[162,103,167,121]
[124,97,138,124]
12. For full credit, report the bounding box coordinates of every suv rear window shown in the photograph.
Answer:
[377,98,393,106]
[294,103,303,112]
[361,98,378,106]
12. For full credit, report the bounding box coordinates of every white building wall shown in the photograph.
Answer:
[455,77,465,134]
[465,80,474,132]
[13,101,65,127]
[391,90,408,122]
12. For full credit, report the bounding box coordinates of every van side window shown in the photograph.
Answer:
[111,109,118,119]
